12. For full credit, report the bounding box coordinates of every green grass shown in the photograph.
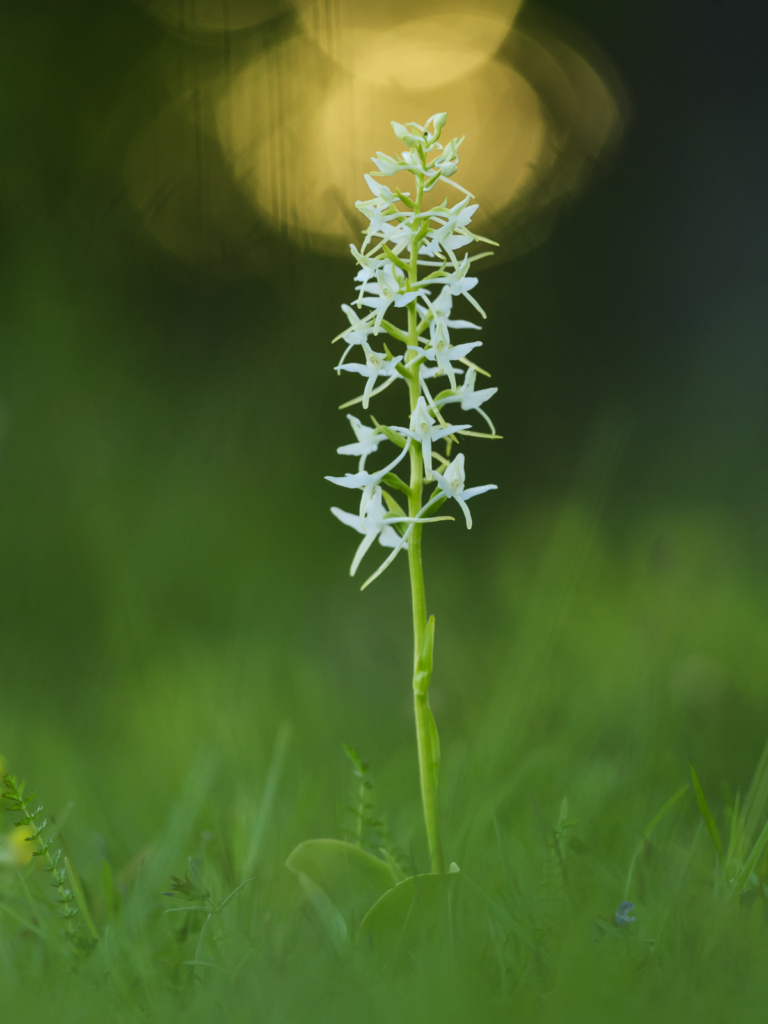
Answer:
[2,489,768,1022]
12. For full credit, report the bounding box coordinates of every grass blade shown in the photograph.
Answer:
[244,722,291,877]
[689,759,724,864]
[624,783,689,899]
[732,818,768,899]
[65,856,99,941]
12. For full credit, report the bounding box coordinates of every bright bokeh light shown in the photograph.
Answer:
[297,0,523,88]
[127,2,623,267]
[217,38,545,250]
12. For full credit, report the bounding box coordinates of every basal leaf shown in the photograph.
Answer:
[358,871,459,957]
[286,839,395,924]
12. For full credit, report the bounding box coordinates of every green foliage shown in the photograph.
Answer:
[359,871,460,958]
[286,839,395,926]
[1,772,93,953]
[692,744,768,901]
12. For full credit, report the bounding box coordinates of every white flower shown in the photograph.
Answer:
[420,334,482,393]
[359,265,427,334]
[421,286,480,345]
[334,304,377,367]
[336,414,387,471]
[331,488,412,576]
[419,363,464,381]
[362,173,398,204]
[426,198,479,254]
[371,151,402,176]
[397,397,469,480]
[436,368,498,434]
[325,439,411,520]
[418,286,482,392]
[336,341,403,409]
[428,256,484,317]
[357,498,456,592]
[430,453,497,529]
[391,121,422,147]
[356,199,401,238]
[327,113,499,587]
[433,137,462,176]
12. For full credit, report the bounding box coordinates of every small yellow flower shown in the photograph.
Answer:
[0,825,34,867]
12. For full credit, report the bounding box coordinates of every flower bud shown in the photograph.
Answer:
[391,121,421,148]
[371,152,401,176]
[432,112,448,130]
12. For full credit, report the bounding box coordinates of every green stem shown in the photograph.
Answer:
[406,173,445,875]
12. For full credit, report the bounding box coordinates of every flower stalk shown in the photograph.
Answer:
[325,114,500,872]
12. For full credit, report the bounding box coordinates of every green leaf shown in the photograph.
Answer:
[358,872,459,957]
[370,420,406,448]
[297,873,348,955]
[732,817,768,898]
[382,473,411,497]
[382,491,408,519]
[286,839,396,924]
[414,616,435,697]
[379,848,407,884]
[690,759,724,864]
[424,704,440,792]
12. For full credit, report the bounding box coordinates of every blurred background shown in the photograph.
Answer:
[0,0,767,877]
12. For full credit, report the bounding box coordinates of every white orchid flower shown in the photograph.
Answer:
[325,113,502,880]
[356,199,402,238]
[336,414,386,471]
[350,245,385,302]
[375,218,413,251]
[329,114,498,595]
[428,256,484,317]
[325,439,411,521]
[420,335,482,392]
[420,286,481,347]
[428,198,479,252]
[371,151,402,176]
[436,368,498,434]
[359,265,427,334]
[358,497,455,592]
[397,397,469,480]
[433,137,462,176]
[333,304,377,367]
[419,363,464,381]
[430,453,497,529]
[363,173,398,204]
[331,488,412,576]
[336,341,403,409]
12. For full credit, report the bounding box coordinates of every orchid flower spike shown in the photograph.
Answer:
[323,113,503,882]
[326,112,499,586]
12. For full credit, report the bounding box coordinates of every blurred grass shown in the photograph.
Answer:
[3,339,768,1017]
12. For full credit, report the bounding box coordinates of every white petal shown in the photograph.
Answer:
[350,529,379,576]
[330,507,365,534]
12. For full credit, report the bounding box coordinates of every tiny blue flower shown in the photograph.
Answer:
[615,901,636,926]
